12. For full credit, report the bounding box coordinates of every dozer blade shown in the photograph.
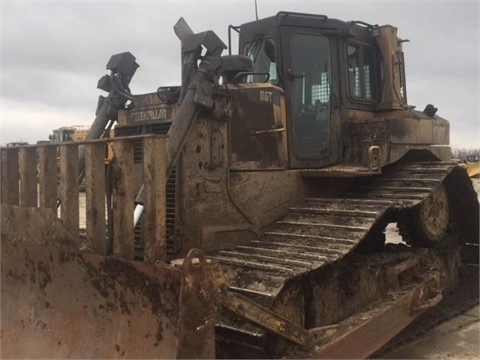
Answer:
[1,206,216,359]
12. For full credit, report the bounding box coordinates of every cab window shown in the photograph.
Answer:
[290,33,332,159]
[346,44,377,101]
[243,37,277,83]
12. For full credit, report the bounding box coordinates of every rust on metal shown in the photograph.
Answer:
[37,146,57,210]
[1,241,184,359]
[1,211,217,358]
[59,144,79,237]
[222,292,308,346]
[85,143,107,254]
[112,140,135,259]
[143,136,167,263]
[1,205,76,247]
[0,147,19,205]
[385,257,420,291]
[19,147,37,207]
[302,281,442,359]
[177,250,217,359]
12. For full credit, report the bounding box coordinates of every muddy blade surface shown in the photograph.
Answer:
[1,241,183,359]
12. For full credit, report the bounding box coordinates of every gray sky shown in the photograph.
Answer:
[1,0,479,148]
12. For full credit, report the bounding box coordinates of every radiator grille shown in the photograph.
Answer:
[115,121,180,255]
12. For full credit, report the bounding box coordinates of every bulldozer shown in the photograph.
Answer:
[49,126,90,143]
[1,12,478,359]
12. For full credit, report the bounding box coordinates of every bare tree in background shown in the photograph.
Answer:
[452,148,480,161]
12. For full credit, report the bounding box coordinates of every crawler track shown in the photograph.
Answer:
[210,161,479,356]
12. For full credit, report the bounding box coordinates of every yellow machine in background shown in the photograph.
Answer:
[464,154,480,178]
[49,125,114,163]
[49,125,89,142]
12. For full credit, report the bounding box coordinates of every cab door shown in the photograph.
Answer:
[281,27,341,168]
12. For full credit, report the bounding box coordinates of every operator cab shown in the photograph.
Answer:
[234,12,407,170]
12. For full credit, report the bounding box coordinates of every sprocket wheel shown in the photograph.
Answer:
[398,184,449,247]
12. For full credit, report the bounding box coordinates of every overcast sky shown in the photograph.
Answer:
[1,0,478,149]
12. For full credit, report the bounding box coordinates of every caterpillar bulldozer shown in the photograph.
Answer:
[49,126,90,143]
[1,12,478,359]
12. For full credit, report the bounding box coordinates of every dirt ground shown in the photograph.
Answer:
[382,306,479,359]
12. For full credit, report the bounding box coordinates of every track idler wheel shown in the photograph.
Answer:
[399,184,449,247]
